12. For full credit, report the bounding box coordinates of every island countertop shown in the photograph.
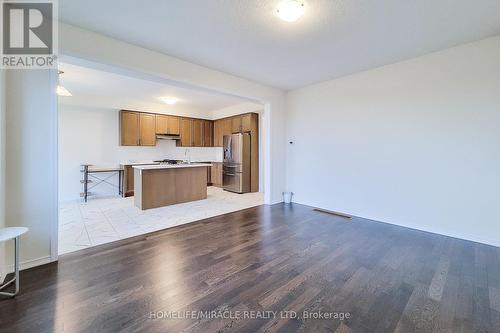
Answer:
[132,163,212,170]
[120,161,160,166]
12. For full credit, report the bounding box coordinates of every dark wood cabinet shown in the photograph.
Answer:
[206,165,212,185]
[179,118,192,147]
[155,115,168,134]
[178,118,213,147]
[211,162,223,187]
[120,111,156,146]
[192,119,204,147]
[223,118,232,138]
[167,116,180,135]
[231,116,242,133]
[241,114,253,132]
[156,115,180,135]
[139,113,156,146]
[120,111,140,146]
[212,113,259,191]
[123,165,135,197]
[203,120,213,147]
[119,110,258,191]
[214,120,223,147]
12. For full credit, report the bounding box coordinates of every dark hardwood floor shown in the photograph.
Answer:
[1,203,500,332]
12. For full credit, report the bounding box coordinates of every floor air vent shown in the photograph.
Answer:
[313,208,352,219]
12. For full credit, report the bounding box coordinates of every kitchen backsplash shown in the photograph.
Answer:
[120,139,223,163]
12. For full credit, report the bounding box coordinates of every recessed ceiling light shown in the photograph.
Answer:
[159,97,177,105]
[277,0,305,22]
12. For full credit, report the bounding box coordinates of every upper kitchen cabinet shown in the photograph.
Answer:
[231,116,242,133]
[120,111,156,146]
[241,113,256,132]
[139,113,156,146]
[203,120,213,147]
[156,115,180,135]
[176,118,214,147]
[120,111,140,146]
[155,115,168,134]
[167,116,180,135]
[223,118,232,137]
[179,118,192,147]
[213,117,233,147]
[121,111,214,147]
[192,119,204,147]
[214,119,223,147]
[213,113,258,147]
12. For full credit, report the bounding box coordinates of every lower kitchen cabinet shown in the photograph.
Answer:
[211,162,223,187]
[206,165,212,185]
[123,165,135,197]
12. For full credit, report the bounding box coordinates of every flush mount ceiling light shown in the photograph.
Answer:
[56,71,72,97]
[159,97,178,105]
[277,0,305,22]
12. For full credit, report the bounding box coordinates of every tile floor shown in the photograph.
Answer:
[58,186,264,255]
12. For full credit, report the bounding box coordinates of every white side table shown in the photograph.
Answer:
[0,227,28,297]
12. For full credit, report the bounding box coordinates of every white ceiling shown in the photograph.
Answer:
[58,62,247,115]
[59,0,500,90]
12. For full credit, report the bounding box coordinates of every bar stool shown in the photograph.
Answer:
[0,227,28,297]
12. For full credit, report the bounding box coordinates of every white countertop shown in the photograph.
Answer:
[120,161,160,166]
[132,163,212,170]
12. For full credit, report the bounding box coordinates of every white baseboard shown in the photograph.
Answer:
[294,199,500,248]
[2,256,53,275]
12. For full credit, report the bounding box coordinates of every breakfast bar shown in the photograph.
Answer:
[133,163,211,210]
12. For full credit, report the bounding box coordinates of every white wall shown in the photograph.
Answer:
[58,105,222,202]
[0,69,6,279]
[5,69,58,270]
[286,36,500,247]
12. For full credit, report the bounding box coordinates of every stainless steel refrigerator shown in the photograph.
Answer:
[223,133,251,193]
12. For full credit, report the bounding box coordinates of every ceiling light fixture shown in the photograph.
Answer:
[159,97,178,105]
[277,0,305,22]
[56,71,72,97]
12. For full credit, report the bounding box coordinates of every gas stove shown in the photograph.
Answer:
[153,159,183,165]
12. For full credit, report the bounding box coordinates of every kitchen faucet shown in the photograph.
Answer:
[184,148,191,164]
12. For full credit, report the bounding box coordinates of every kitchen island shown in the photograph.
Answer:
[121,161,161,197]
[133,163,211,210]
